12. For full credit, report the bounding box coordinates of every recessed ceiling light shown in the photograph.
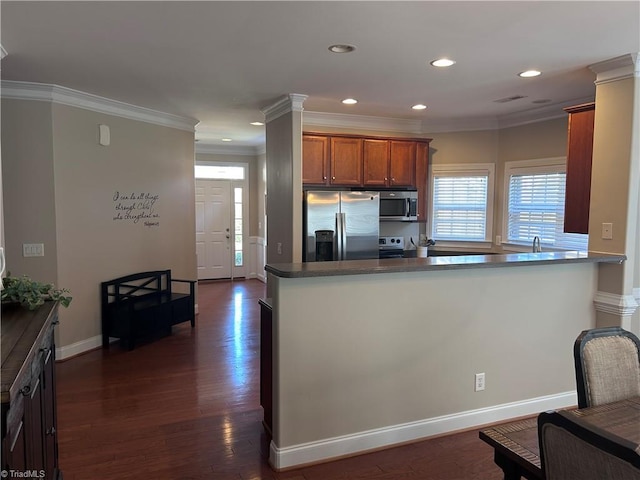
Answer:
[250,121,264,126]
[412,104,427,110]
[328,44,356,53]
[430,58,456,68]
[342,98,358,105]
[519,70,542,78]
[221,138,232,142]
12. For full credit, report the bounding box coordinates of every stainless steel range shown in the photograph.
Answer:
[378,236,405,259]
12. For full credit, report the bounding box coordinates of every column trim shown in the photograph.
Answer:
[593,291,639,316]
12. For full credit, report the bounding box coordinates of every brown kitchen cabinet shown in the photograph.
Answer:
[389,141,416,187]
[363,139,390,187]
[564,102,595,234]
[415,142,430,221]
[303,132,431,220]
[302,134,330,186]
[1,301,62,480]
[363,139,416,188]
[330,137,363,186]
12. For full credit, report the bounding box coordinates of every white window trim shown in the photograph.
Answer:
[502,156,582,252]
[429,163,495,246]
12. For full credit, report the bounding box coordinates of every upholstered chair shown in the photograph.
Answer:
[574,326,640,408]
[538,410,640,480]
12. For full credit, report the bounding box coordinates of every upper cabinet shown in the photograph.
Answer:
[302,135,330,186]
[389,141,416,187]
[330,137,363,186]
[563,103,595,234]
[304,132,430,189]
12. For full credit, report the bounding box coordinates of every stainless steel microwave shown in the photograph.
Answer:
[379,190,418,221]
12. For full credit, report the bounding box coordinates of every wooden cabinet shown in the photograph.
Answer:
[415,142,430,221]
[302,135,330,186]
[330,137,363,186]
[2,302,62,480]
[363,139,390,187]
[303,132,431,220]
[389,141,416,187]
[564,103,595,234]
[363,140,416,187]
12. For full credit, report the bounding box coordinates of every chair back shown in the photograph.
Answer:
[574,326,640,408]
[538,410,640,480]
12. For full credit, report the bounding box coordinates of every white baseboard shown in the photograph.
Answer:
[56,334,105,360]
[269,391,577,470]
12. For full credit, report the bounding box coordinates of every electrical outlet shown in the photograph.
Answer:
[495,235,502,246]
[602,223,613,240]
[277,242,283,255]
[475,373,485,392]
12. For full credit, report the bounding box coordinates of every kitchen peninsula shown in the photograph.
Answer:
[263,252,625,470]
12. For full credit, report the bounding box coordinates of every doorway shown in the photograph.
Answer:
[195,164,248,280]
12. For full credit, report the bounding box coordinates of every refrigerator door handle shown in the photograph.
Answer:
[336,212,343,260]
[340,212,347,260]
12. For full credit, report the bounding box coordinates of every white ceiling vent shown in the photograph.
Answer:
[493,95,527,103]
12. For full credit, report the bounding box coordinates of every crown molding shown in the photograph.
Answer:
[261,93,308,123]
[304,111,424,134]
[0,80,199,132]
[305,95,595,135]
[195,143,262,156]
[589,53,640,85]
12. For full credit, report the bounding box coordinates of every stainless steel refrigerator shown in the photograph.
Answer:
[303,190,380,262]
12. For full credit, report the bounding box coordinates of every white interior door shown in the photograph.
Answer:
[195,179,231,280]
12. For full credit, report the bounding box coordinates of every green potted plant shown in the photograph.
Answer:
[1,274,72,310]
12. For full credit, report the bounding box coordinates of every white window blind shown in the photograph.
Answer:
[431,171,491,241]
[506,162,588,251]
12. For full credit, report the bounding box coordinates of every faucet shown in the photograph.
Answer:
[532,236,541,253]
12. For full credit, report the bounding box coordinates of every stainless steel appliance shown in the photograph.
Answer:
[379,190,418,221]
[379,236,405,259]
[304,190,380,262]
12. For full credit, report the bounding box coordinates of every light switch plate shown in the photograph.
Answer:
[602,223,613,240]
[23,243,44,257]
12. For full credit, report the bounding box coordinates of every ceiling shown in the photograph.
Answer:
[1,1,639,151]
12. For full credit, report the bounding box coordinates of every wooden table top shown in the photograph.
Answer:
[479,396,640,477]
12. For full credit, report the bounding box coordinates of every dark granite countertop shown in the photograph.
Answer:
[265,251,626,279]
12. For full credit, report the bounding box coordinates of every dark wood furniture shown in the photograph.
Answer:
[302,132,432,221]
[480,417,542,480]
[563,102,595,234]
[101,270,196,350]
[479,397,640,480]
[1,301,62,480]
[538,409,640,479]
[259,298,273,434]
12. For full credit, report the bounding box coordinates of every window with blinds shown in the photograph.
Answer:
[431,164,494,242]
[505,159,588,251]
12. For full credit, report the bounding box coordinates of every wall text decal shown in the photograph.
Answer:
[112,191,160,227]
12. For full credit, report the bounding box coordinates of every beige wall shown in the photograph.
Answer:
[271,261,598,464]
[2,99,197,351]
[266,110,303,264]
[2,100,58,283]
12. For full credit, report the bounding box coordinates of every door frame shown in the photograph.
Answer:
[195,161,249,280]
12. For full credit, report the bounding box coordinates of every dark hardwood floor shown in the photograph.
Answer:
[56,279,503,479]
